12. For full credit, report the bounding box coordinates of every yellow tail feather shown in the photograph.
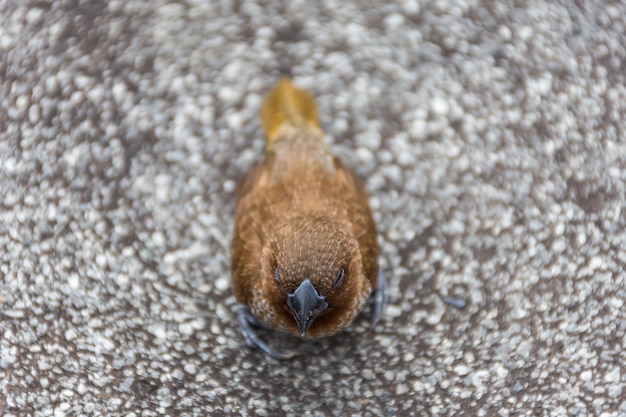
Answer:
[260,78,321,145]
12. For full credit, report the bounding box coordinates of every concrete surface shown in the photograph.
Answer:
[1,0,625,416]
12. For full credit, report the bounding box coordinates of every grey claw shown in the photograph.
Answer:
[443,296,466,309]
[372,268,388,328]
[238,304,295,360]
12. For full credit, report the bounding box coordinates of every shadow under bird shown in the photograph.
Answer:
[231,78,386,359]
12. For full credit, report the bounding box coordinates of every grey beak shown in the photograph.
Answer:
[287,279,328,337]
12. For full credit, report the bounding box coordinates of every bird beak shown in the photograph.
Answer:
[287,278,328,337]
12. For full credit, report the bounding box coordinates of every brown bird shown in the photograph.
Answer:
[231,78,386,359]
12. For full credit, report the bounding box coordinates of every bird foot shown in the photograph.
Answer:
[371,268,388,328]
[238,304,296,360]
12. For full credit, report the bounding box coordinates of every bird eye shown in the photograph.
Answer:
[275,266,281,283]
[333,267,345,289]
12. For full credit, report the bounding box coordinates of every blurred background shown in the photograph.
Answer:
[1,1,625,416]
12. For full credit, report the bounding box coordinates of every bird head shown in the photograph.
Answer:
[251,215,372,338]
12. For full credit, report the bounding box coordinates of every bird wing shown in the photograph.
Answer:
[332,156,379,289]
[231,154,276,303]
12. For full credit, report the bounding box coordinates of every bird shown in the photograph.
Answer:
[231,78,386,359]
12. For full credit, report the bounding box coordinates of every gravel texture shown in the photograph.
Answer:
[2,0,626,416]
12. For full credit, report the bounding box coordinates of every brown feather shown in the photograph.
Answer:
[231,78,378,339]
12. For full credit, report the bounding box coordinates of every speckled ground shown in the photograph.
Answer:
[1,0,625,416]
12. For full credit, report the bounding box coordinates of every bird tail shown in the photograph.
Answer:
[260,77,322,147]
